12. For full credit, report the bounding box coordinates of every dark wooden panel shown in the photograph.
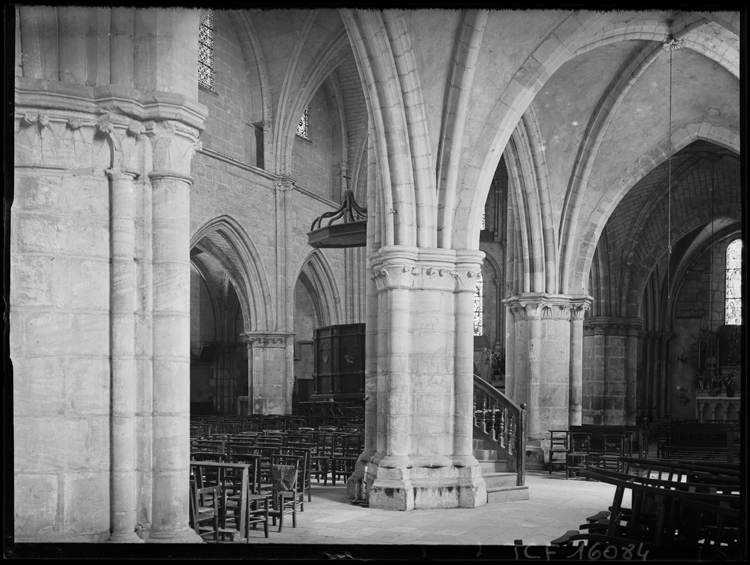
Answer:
[313,323,365,402]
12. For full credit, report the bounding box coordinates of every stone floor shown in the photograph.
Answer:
[244,470,629,548]
[18,467,707,561]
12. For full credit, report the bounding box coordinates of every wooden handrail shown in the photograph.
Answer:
[473,375,526,486]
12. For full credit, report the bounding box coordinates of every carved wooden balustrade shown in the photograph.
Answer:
[473,375,526,486]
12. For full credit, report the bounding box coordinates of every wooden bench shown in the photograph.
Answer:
[550,465,741,556]
[658,424,738,462]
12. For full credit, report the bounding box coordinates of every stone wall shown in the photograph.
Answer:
[13,165,112,542]
[292,79,341,201]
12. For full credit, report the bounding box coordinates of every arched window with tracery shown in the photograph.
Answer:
[473,271,483,336]
[198,10,215,91]
[296,106,310,139]
[725,238,742,325]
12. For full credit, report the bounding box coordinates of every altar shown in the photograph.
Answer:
[695,394,740,422]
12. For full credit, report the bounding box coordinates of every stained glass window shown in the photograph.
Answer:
[297,106,310,139]
[481,211,486,230]
[725,238,742,325]
[198,10,214,91]
[473,271,483,336]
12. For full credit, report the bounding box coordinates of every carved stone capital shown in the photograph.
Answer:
[240,332,292,349]
[505,293,593,322]
[369,247,482,293]
[144,119,201,176]
[273,177,294,192]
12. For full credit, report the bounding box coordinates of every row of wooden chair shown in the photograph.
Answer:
[548,429,638,478]
[190,415,365,437]
[550,464,742,557]
[655,423,739,461]
[189,454,303,542]
[191,431,364,499]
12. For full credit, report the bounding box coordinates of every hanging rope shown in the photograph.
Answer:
[709,156,715,327]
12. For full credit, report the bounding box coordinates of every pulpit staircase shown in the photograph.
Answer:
[473,375,529,503]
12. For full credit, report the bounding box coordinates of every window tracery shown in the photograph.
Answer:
[297,106,310,139]
[199,10,215,91]
[473,271,484,336]
[725,238,742,325]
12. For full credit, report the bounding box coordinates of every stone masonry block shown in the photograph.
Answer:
[153,316,190,358]
[11,254,53,307]
[17,213,110,258]
[61,175,109,217]
[63,472,110,536]
[14,474,59,538]
[15,417,90,473]
[540,384,568,407]
[410,414,452,435]
[413,393,451,415]
[13,356,66,416]
[152,359,190,414]
[87,417,110,471]
[23,312,75,356]
[72,314,110,356]
[55,258,110,311]
[13,173,65,212]
[66,358,110,415]
[152,415,190,470]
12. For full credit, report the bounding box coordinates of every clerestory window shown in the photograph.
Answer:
[198,10,215,91]
[473,271,484,336]
[296,106,310,139]
[725,238,742,325]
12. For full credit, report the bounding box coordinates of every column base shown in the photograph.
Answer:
[146,528,203,543]
[106,531,145,543]
[366,460,486,510]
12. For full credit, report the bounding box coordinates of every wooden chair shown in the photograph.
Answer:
[281,446,313,505]
[311,432,335,484]
[331,434,361,486]
[268,455,301,532]
[189,480,220,542]
[548,430,569,474]
[228,453,269,539]
[191,451,226,463]
[566,432,591,479]
[597,433,628,472]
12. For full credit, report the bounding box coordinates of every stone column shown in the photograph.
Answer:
[146,118,203,543]
[240,332,292,414]
[638,331,650,420]
[626,326,640,425]
[147,167,200,543]
[106,167,143,543]
[346,264,378,500]
[581,317,641,426]
[649,333,661,419]
[527,307,543,438]
[659,333,672,417]
[454,251,483,470]
[568,300,591,426]
[505,294,591,438]
[364,247,486,511]
[505,307,516,401]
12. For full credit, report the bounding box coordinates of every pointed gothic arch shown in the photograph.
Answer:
[191,215,274,332]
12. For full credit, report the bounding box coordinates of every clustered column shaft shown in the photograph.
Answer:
[147,170,200,543]
[107,168,143,543]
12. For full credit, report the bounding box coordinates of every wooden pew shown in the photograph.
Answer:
[550,466,741,555]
